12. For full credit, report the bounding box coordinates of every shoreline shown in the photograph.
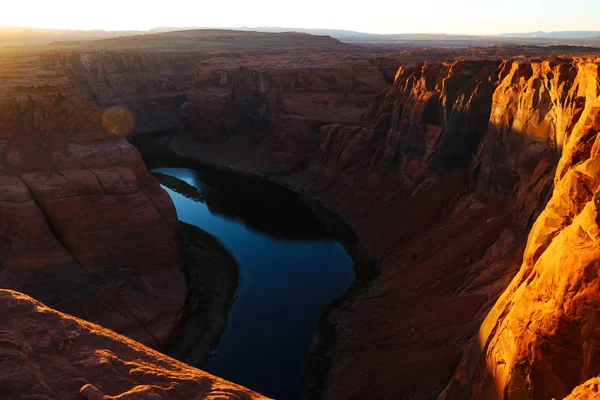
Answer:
[164,221,240,367]
[129,129,379,399]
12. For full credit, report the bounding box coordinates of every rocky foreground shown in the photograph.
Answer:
[0,289,266,400]
[2,30,600,399]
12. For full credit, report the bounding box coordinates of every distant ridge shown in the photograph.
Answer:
[0,26,149,46]
[3,26,600,48]
[500,31,600,39]
[150,27,600,45]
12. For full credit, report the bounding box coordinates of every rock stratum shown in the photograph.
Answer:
[0,47,186,348]
[442,59,600,399]
[2,30,600,399]
[170,39,600,399]
[0,289,266,400]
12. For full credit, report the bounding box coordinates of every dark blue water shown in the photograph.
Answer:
[151,167,354,399]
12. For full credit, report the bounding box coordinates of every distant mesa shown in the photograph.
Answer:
[499,30,600,38]
[3,26,600,47]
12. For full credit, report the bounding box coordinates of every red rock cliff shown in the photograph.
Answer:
[0,49,186,347]
[442,58,600,400]
[176,51,600,399]
[39,50,203,133]
[176,54,390,172]
[5,35,599,399]
[0,289,267,400]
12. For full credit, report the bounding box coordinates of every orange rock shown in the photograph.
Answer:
[3,34,600,399]
[565,378,600,399]
[174,49,600,399]
[0,289,268,400]
[442,59,600,400]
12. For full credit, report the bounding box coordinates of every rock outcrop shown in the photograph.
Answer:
[442,58,600,400]
[174,48,600,399]
[39,30,349,136]
[4,32,600,399]
[0,289,267,400]
[0,49,185,347]
[175,52,392,174]
[565,378,600,399]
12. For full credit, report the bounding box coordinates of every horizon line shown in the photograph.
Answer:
[3,25,600,38]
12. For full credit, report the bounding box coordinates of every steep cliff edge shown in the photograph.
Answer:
[0,49,185,347]
[442,59,600,400]
[0,289,267,400]
[297,58,541,400]
[176,52,600,398]
[174,52,391,174]
[40,30,351,136]
[5,34,600,399]
[39,50,204,134]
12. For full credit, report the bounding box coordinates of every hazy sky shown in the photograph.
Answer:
[2,0,598,34]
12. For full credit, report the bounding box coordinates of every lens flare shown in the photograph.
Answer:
[102,106,135,136]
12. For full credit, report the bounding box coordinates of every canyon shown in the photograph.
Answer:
[1,29,600,399]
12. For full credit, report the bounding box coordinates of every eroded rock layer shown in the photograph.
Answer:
[442,59,600,400]
[4,32,600,399]
[0,289,267,400]
[0,49,185,347]
[175,51,600,399]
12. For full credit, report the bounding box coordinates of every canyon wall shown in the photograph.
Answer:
[176,54,389,173]
[39,50,204,134]
[177,51,600,399]
[3,33,600,399]
[0,50,185,347]
[39,30,352,137]
[442,59,600,400]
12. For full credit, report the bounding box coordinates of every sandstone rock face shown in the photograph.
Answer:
[39,50,204,134]
[0,289,267,400]
[39,30,350,137]
[4,34,600,399]
[177,54,390,173]
[0,49,185,347]
[565,378,600,399]
[176,50,600,399]
[344,60,504,188]
[301,59,532,400]
[442,59,600,400]
[473,59,586,229]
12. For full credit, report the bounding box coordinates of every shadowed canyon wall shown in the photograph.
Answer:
[2,32,600,399]
[442,59,600,400]
[38,50,203,133]
[0,50,185,348]
[176,52,600,399]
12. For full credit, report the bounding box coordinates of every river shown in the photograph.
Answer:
[151,166,354,399]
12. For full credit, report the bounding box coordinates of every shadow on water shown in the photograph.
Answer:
[153,168,330,241]
[151,167,355,400]
[166,221,240,368]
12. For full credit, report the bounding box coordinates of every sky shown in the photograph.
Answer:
[1,0,598,35]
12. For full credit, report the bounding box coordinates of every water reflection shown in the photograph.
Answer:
[153,167,329,240]
[152,167,354,400]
